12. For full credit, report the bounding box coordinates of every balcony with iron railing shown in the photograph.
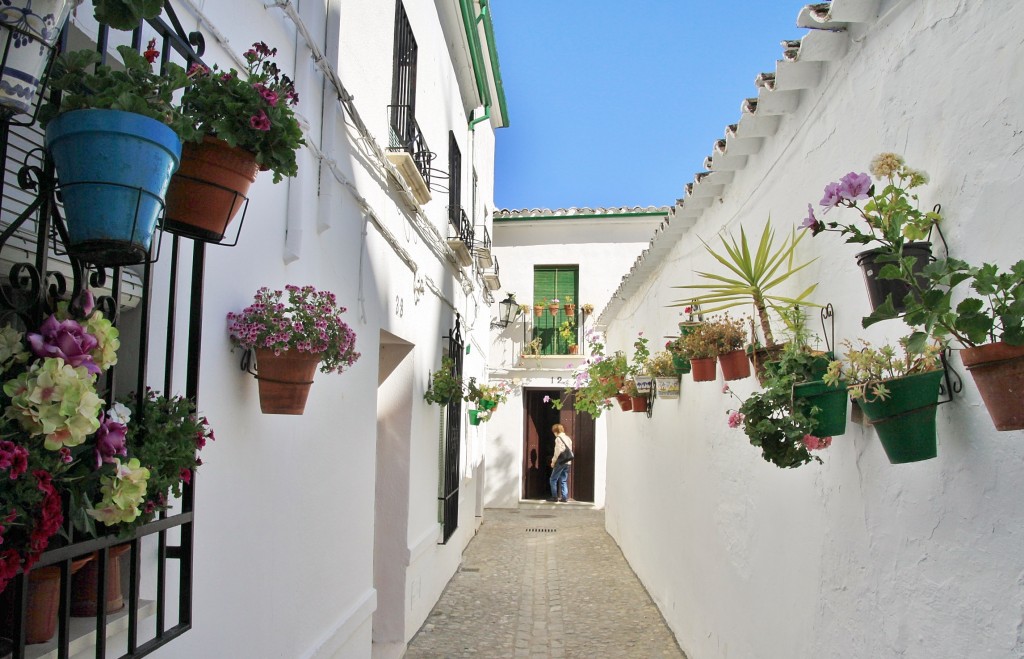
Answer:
[473,224,493,269]
[446,206,474,268]
[386,104,434,205]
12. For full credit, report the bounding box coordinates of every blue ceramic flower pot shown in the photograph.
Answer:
[45,109,181,266]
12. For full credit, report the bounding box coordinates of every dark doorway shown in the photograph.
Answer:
[522,389,595,502]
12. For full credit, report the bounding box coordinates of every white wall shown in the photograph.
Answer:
[93,1,503,657]
[483,214,664,508]
[602,2,1024,658]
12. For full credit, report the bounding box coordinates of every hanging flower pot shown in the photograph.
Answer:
[564,303,575,317]
[634,375,654,395]
[45,109,181,266]
[747,343,786,385]
[718,349,751,381]
[855,241,932,313]
[630,396,648,413]
[671,354,691,375]
[548,303,559,317]
[0,0,74,115]
[254,348,324,415]
[534,304,544,318]
[793,380,849,437]
[854,370,943,464]
[960,341,1024,431]
[615,393,632,411]
[468,409,481,426]
[71,543,131,617]
[568,344,579,355]
[163,136,260,243]
[690,357,717,382]
[654,376,680,399]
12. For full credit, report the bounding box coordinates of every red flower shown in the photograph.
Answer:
[143,38,160,64]
[249,110,271,131]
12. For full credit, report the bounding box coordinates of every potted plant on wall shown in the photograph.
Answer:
[678,319,720,382]
[674,219,818,378]
[713,313,750,381]
[563,296,575,318]
[533,300,545,318]
[424,356,466,407]
[465,379,513,424]
[647,350,681,399]
[824,338,944,464]
[802,152,940,313]
[39,44,189,266]
[227,285,360,414]
[548,298,560,317]
[550,332,627,417]
[165,42,305,243]
[628,332,652,397]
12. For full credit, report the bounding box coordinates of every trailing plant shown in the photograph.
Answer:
[90,0,164,31]
[824,338,942,402]
[732,380,826,469]
[424,356,466,406]
[550,332,627,418]
[673,219,818,347]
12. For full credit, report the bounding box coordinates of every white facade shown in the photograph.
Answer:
[484,208,668,509]
[52,1,508,658]
[598,1,1024,658]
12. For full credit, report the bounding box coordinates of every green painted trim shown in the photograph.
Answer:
[458,0,489,110]
[479,0,509,127]
[494,211,670,222]
[469,105,490,128]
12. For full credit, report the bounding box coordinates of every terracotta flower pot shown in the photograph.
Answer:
[254,348,324,414]
[548,304,559,317]
[718,349,751,381]
[960,341,1024,431]
[564,304,575,317]
[22,556,93,644]
[534,305,544,317]
[568,344,578,354]
[615,393,633,411]
[690,357,717,382]
[71,543,131,617]
[748,343,786,385]
[163,135,260,242]
[630,396,648,413]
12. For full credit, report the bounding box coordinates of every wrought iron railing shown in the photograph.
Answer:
[0,4,208,657]
[387,104,434,188]
[447,206,474,251]
[439,317,464,544]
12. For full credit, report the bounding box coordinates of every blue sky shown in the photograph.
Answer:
[492,2,807,210]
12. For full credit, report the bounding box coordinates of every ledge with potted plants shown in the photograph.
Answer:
[674,219,818,382]
[0,291,213,645]
[227,285,360,415]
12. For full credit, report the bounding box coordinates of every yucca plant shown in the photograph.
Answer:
[672,219,818,347]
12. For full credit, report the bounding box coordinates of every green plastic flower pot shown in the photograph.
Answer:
[793,379,848,437]
[671,354,691,375]
[479,399,497,410]
[468,409,481,426]
[854,370,943,464]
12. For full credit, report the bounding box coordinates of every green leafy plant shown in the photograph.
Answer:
[91,0,164,31]
[424,356,466,406]
[824,338,942,401]
[179,42,305,183]
[673,219,818,347]
[628,332,650,376]
[551,332,627,418]
[732,380,824,469]
[679,315,747,359]
[39,44,188,130]
[558,320,577,347]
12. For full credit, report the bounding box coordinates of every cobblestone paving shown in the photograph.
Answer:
[405,506,686,658]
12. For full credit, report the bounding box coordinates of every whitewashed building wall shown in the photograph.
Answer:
[599,1,1024,658]
[60,1,510,658]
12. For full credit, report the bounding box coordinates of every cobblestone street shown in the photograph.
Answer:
[405,506,686,658]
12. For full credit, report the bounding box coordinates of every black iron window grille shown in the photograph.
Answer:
[438,316,464,544]
[0,5,210,658]
[446,206,474,251]
[387,104,434,188]
[387,2,437,187]
[447,132,461,226]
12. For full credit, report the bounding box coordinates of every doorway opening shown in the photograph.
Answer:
[522,388,595,502]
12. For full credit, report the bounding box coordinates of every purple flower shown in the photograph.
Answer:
[800,204,825,236]
[837,171,872,202]
[249,110,271,131]
[94,415,128,468]
[819,181,843,211]
[543,395,551,403]
[27,315,100,374]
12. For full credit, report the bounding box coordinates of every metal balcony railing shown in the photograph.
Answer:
[387,104,434,188]
[447,206,474,251]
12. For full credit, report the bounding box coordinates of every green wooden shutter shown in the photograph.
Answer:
[533,266,578,354]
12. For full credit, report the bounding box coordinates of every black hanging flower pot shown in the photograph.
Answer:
[855,241,932,313]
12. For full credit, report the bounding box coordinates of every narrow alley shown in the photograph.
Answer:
[404,507,685,658]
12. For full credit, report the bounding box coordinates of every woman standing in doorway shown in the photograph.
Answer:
[548,424,573,503]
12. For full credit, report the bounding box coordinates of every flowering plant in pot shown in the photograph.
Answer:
[824,338,943,464]
[0,292,122,596]
[678,320,719,382]
[39,43,189,266]
[863,257,1024,430]
[647,350,681,399]
[627,332,652,393]
[548,298,560,316]
[465,379,514,421]
[712,313,750,381]
[227,285,360,414]
[803,152,940,313]
[558,319,578,354]
[550,332,627,417]
[424,356,466,406]
[166,42,306,242]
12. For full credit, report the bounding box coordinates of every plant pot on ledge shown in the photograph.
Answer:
[690,357,717,382]
[255,348,323,415]
[719,349,751,381]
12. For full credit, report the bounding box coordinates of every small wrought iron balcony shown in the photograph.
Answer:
[482,255,501,291]
[446,206,474,267]
[387,105,434,204]
[473,224,493,269]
